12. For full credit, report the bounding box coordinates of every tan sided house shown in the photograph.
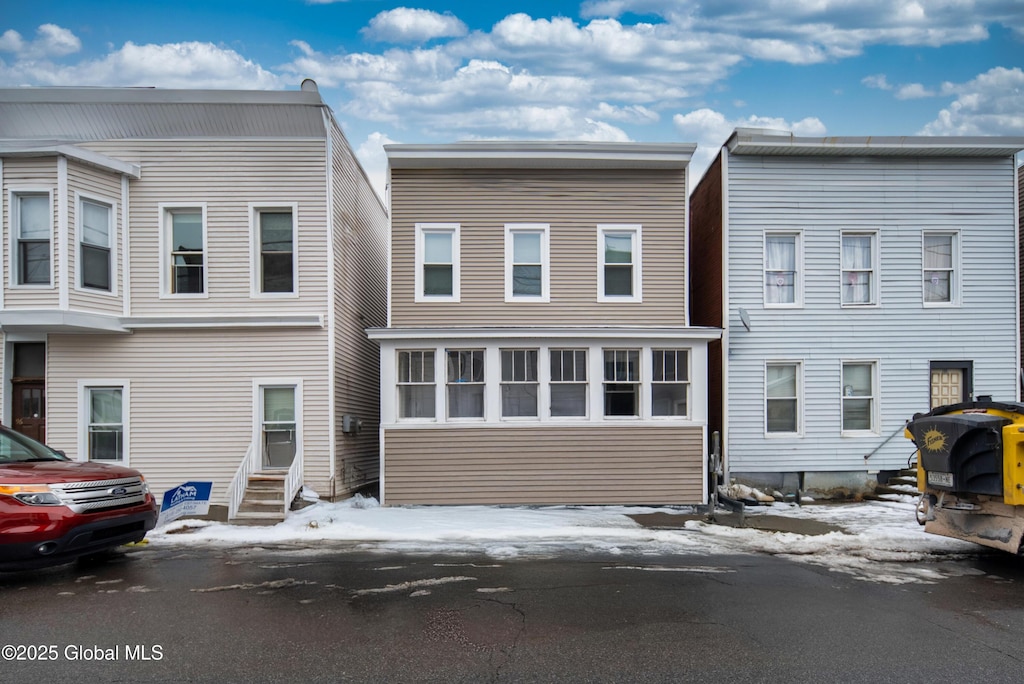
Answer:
[369,142,721,505]
[0,82,388,522]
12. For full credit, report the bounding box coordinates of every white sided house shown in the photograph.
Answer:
[369,142,721,506]
[690,128,1024,498]
[0,82,388,521]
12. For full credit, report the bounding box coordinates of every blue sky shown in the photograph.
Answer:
[2,1,1022,194]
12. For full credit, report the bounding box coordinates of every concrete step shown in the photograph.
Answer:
[230,510,286,526]
[238,499,285,514]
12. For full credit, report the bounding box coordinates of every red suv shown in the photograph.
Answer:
[0,425,158,570]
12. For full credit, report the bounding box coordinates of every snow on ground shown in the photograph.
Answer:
[148,494,985,584]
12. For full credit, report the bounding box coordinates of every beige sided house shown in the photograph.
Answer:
[369,142,721,505]
[0,82,388,522]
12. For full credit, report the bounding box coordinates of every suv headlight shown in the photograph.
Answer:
[0,484,63,506]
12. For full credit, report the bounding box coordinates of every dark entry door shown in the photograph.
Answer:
[12,380,45,442]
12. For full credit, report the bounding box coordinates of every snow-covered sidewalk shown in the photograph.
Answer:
[148,493,985,584]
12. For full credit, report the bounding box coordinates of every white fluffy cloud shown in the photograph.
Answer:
[0,23,80,59]
[920,67,1024,135]
[362,8,468,44]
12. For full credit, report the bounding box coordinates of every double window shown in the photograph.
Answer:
[841,232,877,306]
[764,232,800,306]
[79,197,113,292]
[162,205,207,296]
[13,192,52,286]
[923,231,958,305]
[505,225,549,301]
[598,225,641,301]
[254,207,296,295]
[416,223,460,301]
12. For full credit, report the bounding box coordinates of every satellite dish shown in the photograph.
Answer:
[738,307,751,332]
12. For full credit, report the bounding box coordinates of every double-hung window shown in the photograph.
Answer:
[841,232,877,306]
[841,362,876,432]
[446,349,484,418]
[598,225,641,302]
[550,349,587,418]
[80,197,113,292]
[765,232,799,306]
[14,192,52,286]
[505,225,549,301]
[398,350,436,419]
[416,223,459,301]
[260,384,298,468]
[651,349,689,417]
[164,206,206,295]
[603,349,640,417]
[501,349,539,418]
[255,207,296,295]
[85,386,125,462]
[923,231,957,305]
[766,363,800,434]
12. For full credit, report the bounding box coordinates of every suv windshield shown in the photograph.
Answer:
[0,428,67,463]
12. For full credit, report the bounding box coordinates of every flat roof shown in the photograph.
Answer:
[386,141,696,170]
[726,128,1024,157]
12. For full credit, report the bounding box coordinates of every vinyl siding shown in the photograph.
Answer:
[390,168,687,327]
[383,425,705,505]
[66,159,124,314]
[45,328,332,505]
[83,139,330,317]
[329,125,389,493]
[722,153,1019,473]
[3,157,59,308]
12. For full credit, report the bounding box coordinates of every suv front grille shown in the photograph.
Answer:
[50,477,148,513]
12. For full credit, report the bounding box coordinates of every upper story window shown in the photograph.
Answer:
[598,225,642,302]
[446,349,484,419]
[397,350,436,419]
[254,207,297,296]
[765,232,800,306]
[415,223,460,302]
[13,192,52,286]
[162,205,207,296]
[923,231,958,305]
[501,348,539,418]
[505,225,549,302]
[603,348,640,417]
[79,197,113,292]
[651,349,689,417]
[550,349,587,418]
[841,232,877,306]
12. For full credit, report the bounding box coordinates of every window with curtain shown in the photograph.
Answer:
[923,232,955,304]
[652,349,689,416]
[765,233,797,305]
[258,210,294,294]
[167,208,204,294]
[16,193,51,285]
[841,233,875,305]
[501,349,538,417]
[398,350,436,419]
[262,386,296,467]
[603,349,640,416]
[446,349,484,418]
[88,387,123,461]
[841,362,875,431]
[766,363,799,433]
[550,349,587,417]
[81,198,112,291]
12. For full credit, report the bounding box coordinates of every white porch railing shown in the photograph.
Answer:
[227,443,258,520]
[283,448,304,518]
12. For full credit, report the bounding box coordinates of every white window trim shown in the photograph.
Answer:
[159,203,209,299]
[395,349,438,423]
[445,347,487,421]
[601,347,643,420]
[504,224,550,303]
[763,230,803,308]
[597,224,642,303]
[921,229,961,308]
[253,378,304,466]
[649,348,691,420]
[499,347,541,421]
[77,380,130,465]
[8,188,55,290]
[840,359,880,436]
[249,202,299,299]
[74,191,119,297]
[840,230,880,308]
[547,347,589,421]
[414,223,460,303]
[764,360,803,438]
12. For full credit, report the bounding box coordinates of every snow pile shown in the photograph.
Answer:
[149,494,984,582]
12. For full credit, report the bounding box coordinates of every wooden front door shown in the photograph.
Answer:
[12,380,46,442]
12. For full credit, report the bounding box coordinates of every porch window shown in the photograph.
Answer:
[446,349,484,418]
[501,349,538,418]
[651,349,688,417]
[603,349,640,416]
[550,349,587,417]
[398,350,436,419]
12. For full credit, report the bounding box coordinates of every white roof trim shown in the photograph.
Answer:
[367,326,722,341]
[122,314,325,329]
[386,142,696,169]
[0,142,141,178]
[726,128,1024,157]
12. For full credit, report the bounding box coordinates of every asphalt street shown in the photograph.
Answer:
[3,542,1024,683]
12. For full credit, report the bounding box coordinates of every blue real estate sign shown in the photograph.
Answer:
[157,481,213,527]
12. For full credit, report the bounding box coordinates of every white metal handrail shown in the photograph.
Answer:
[227,443,257,520]
[283,448,304,517]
